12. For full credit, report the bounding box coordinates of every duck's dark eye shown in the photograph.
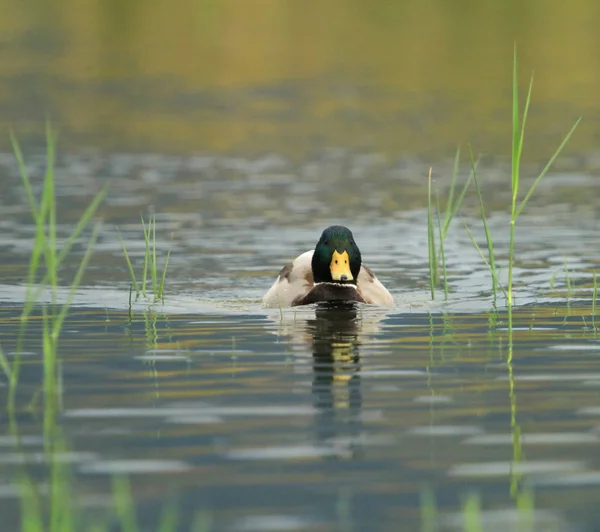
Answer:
[335,259,338,264]
[323,240,328,245]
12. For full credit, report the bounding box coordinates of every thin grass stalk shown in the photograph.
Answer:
[427,167,437,300]
[511,45,521,196]
[442,147,461,232]
[468,146,497,300]
[52,224,101,339]
[119,232,140,296]
[437,152,476,273]
[444,159,476,237]
[44,125,58,302]
[18,175,47,333]
[507,47,521,355]
[507,53,533,356]
[159,249,171,302]
[152,214,158,294]
[0,343,11,381]
[564,263,572,300]
[42,308,55,402]
[435,186,448,300]
[42,312,58,456]
[141,214,149,298]
[56,188,106,266]
[516,117,581,218]
[128,285,133,322]
[441,149,477,245]
[464,224,507,299]
[549,270,558,290]
[506,47,579,357]
[10,132,49,326]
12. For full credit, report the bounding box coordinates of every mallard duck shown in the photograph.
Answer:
[262,225,394,307]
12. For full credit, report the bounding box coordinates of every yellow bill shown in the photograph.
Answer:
[330,250,353,281]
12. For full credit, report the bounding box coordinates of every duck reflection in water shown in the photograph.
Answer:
[306,302,367,459]
[265,300,389,459]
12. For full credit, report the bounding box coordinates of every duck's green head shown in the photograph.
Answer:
[312,225,362,284]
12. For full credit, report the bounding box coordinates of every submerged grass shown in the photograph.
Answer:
[119,213,171,303]
[419,488,536,532]
[13,424,211,532]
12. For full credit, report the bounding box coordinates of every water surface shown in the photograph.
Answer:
[2,2,600,531]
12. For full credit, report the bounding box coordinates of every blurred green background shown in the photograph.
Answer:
[2,0,598,160]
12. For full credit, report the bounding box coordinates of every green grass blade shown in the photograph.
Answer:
[15,139,49,316]
[159,248,171,302]
[52,223,101,339]
[0,342,11,380]
[141,214,149,297]
[512,44,520,197]
[427,167,437,300]
[469,145,497,299]
[118,230,140,296]
[152,214,158,293]
[42,309,55,399]
[443,147,461,232]
[42,308,58,450]
[44,123,58,297]
[11,130,50,301]
[515,117,581,218]
[56,186,107,266]
[435,186,448,300]
[444,158,476,237]
[564,262,573,302]
[464,223,507,299]
[517,73,534,175]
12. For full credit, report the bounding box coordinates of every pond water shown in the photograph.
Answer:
[2,1,600,531]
